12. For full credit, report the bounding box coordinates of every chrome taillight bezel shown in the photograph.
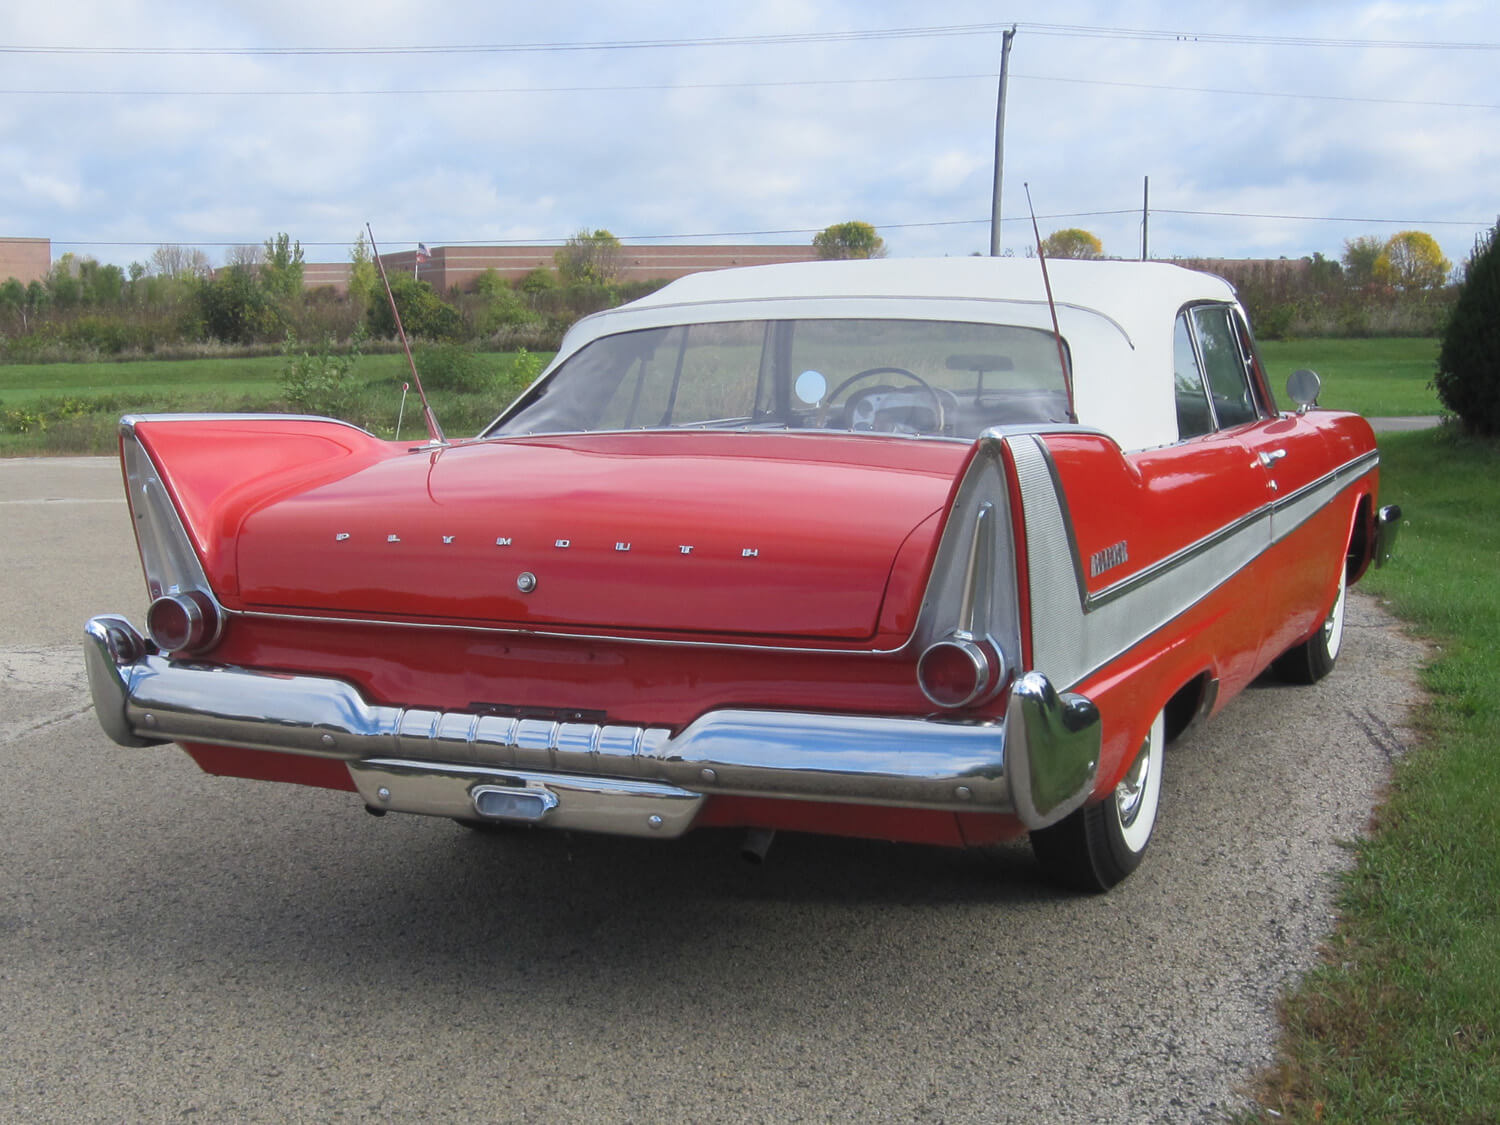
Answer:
[121,419,226,655]
[146,589,222,655]
[909,436,1023,710]
[917,636,1006,709]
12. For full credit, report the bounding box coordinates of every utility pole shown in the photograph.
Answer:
[1141,176,1150,261]
[989,26,1017,257]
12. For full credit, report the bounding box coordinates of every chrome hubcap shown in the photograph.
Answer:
[1116,737,1152,829]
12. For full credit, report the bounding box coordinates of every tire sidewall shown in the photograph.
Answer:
[1102,709,1165,871]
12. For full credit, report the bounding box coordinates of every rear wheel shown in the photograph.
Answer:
[1031,709,1165,892]
[1273,559,1347,685]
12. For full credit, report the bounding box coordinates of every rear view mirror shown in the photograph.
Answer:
[946,354,1014,373]
[1286,368,1321,411]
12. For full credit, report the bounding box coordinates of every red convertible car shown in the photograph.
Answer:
[85,258,1398,890]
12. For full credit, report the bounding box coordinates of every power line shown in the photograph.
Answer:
[2,24,1009,57]
[3,20,1496,57]
[1155,208,1488,226]
[1014,22,1500,50]
[6,72,1494,112]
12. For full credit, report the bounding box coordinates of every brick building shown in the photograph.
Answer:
[303,243,821,294]
[0,238,51,285]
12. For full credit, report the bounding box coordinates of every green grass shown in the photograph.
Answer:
[1260,337,1441,418]
[1245,427,1500,1123]
[0,354,419,405]
[0,351,547,456]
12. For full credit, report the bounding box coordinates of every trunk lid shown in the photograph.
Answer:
[233,432,966,641]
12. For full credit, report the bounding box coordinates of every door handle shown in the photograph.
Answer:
[1258,448,1287,467]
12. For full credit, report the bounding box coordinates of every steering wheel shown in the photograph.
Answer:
[823,366,946,433]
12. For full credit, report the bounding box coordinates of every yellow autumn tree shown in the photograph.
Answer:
[1040,228,1103,259]
[1374,231,1451,290]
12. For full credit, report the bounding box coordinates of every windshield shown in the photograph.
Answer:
[488,318,1071,440]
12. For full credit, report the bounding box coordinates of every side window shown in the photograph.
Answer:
[1173,313,1214,440]
[1191,305,1260,429]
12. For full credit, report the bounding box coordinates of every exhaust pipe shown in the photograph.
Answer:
[740,827,776,865]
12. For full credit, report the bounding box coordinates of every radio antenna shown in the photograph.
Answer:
[1023,183,1077,424]
[367,223,446,447]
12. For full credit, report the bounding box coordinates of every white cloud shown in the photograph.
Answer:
[4,0,1495,270]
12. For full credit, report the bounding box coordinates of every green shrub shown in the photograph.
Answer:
[38,412,121,454]
[414,343,490,393]
[1434,223,1500,435]
[519,267,558,296]
[280,332,362,417]
[510,347,543,385]
[198,266,285,345]
[366,276,462,341]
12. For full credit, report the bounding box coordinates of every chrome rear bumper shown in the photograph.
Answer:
[85,615,1101,836]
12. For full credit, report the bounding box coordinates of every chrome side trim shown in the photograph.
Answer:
[84,617,1101,830]
[120,413,376,437]
[231,604,926,656]
[1009,435,1380,691]
[1268,449,1380,543]
[348,760,704,838]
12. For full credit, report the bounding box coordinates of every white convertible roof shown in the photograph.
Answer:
[627,256,1236,330]
[556,258,1244,451]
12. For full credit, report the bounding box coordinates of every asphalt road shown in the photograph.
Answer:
[1,456,1425,1123]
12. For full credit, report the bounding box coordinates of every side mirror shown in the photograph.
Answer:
[1286,368,1321,412]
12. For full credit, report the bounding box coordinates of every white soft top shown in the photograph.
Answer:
[554,258,1243,451]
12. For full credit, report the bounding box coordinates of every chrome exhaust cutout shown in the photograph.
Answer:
[740,827,776,865]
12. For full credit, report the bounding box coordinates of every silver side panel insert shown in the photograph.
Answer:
[1007,435,1378,691]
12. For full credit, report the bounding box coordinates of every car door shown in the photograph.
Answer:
[1177,303,1340,666]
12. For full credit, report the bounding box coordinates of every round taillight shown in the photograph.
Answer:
[917,638,999,709]
[146,590,220,654]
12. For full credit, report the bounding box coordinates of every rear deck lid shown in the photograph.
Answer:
[233,432,967,641]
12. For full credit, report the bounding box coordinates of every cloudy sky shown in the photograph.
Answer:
[3,1,1495,274]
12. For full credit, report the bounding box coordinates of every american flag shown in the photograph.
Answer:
[415,243,431,262]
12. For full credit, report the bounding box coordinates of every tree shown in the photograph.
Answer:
[1433,222,1500,435]
[44,254,84,309]
[1375,230,1451,291]
[261,232,305,301]
[150,244,212,280]
[812,221,886,260]
[348,232,378,313]
[78,259,125,306]
[0,277,27,330]
[1039,228,1103,259]
[226,244,263,270]
[555,229,623,286]
[197,264,282,344]
[1305,250,1342,289]
[1342,235,1384,286]
[366,275,462,341]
